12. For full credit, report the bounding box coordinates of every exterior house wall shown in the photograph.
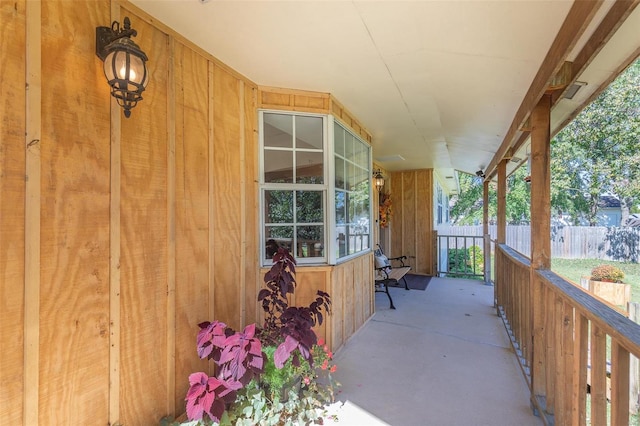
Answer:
[0,1,372,424]
[598,207,622,226]
[257,85,376,346]
[389,169,435,275]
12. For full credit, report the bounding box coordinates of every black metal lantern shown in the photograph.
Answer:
[96,17,149,118]
[373,170,385,192]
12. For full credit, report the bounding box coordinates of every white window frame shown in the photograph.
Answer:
[259,110,329,266]
[259,111,373,267]
[329,116,373,265]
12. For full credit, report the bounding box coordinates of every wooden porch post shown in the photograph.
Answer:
[483,180,491,285]
[497,159,507,245]
[530,94,552,417]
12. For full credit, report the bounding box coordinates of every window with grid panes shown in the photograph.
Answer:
[260,111,372,265]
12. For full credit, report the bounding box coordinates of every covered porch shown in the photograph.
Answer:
[332,276,539,425]
[3,1,640,425]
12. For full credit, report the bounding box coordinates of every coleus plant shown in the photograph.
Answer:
[184,247,332,423]
[186,322,264,422]
[259,248,331,368]
[185,373,241,422]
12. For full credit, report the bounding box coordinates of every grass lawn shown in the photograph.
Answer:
[551,258,640,303]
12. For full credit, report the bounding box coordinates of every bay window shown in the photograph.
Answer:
[260,111,372,265]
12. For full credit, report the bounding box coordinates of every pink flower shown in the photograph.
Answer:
[303,376,311,385]
[330,365,337,373]
[321,359,329,370]
[318,338,325,346]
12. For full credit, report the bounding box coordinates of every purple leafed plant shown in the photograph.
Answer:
[260,249,331,367]
[258,249,331,367]
[273,294,330,368]
[217,323,264,385]
[258,248,298,333]
[185,372,242,423]
[196,320,232,361]
[196,322,264,385]
[184,247,332,423]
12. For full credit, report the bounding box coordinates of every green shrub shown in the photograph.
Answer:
[590,264,625,283]
[468,245,484,274]
[448,245,484,277]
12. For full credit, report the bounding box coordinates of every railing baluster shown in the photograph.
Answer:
[525,268,532,372]
[574,313,588,426]
[446,237,450,275]
[546,287,557,417]
[561,300,575,425]
[611,341,630,426]
[590,325,607,425]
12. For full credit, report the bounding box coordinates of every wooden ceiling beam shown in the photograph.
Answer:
[487,0,640,180]
[547,61,573,92]
[550,0,640,135]
[571,0,640,81]
[553,45,640,139]
[511,132,531,159]
[485,0,603,179]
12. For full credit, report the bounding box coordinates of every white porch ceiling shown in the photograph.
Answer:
[130,0,640,192]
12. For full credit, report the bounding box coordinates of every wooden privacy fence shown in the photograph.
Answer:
[496,244,640,425]
[438,225,640,262]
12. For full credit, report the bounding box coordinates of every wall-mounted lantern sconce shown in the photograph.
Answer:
[475,169,485,179]
[373,170,385,192]
[96,17,149,118]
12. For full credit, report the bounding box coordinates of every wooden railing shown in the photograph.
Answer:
[495,244,532,379]
[496,244,640,425]
[435,233,486,278]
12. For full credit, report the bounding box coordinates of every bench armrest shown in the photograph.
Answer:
[387,255,407,266]
[375,266,391,280]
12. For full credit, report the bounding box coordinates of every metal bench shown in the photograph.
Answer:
[374,246,411,309]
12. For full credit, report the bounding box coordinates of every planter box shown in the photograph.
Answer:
[579,276,631,312]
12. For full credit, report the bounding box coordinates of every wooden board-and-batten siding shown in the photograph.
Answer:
[390,169,435,275]
[259,253,375,353]
[0,1,373,424]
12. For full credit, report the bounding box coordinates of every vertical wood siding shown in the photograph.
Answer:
[119,12,170,423]
[212,65,243,332]
[390,169,434,275]
[0,1,26,424]
[0,1,373,424]
[39,1,111,423]
[0,0,261,423]
[173,41,211,413]
[259,254,374,354]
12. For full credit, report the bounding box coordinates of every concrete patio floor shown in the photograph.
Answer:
[328,276,542,426]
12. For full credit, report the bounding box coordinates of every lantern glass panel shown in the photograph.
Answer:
[103,50,148,90]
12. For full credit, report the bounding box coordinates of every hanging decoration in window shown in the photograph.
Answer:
[379,192,393,228]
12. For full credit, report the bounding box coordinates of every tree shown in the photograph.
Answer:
[506,166,531,224]
[551,59,640,225]
[450,173,490,225]
[450,167,531,225]
[450,60,640,226]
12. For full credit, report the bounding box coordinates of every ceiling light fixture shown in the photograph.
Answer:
[563,81,587,100]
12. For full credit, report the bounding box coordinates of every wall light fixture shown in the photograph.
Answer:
[96,17,149,117]
[373,170,385,192]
